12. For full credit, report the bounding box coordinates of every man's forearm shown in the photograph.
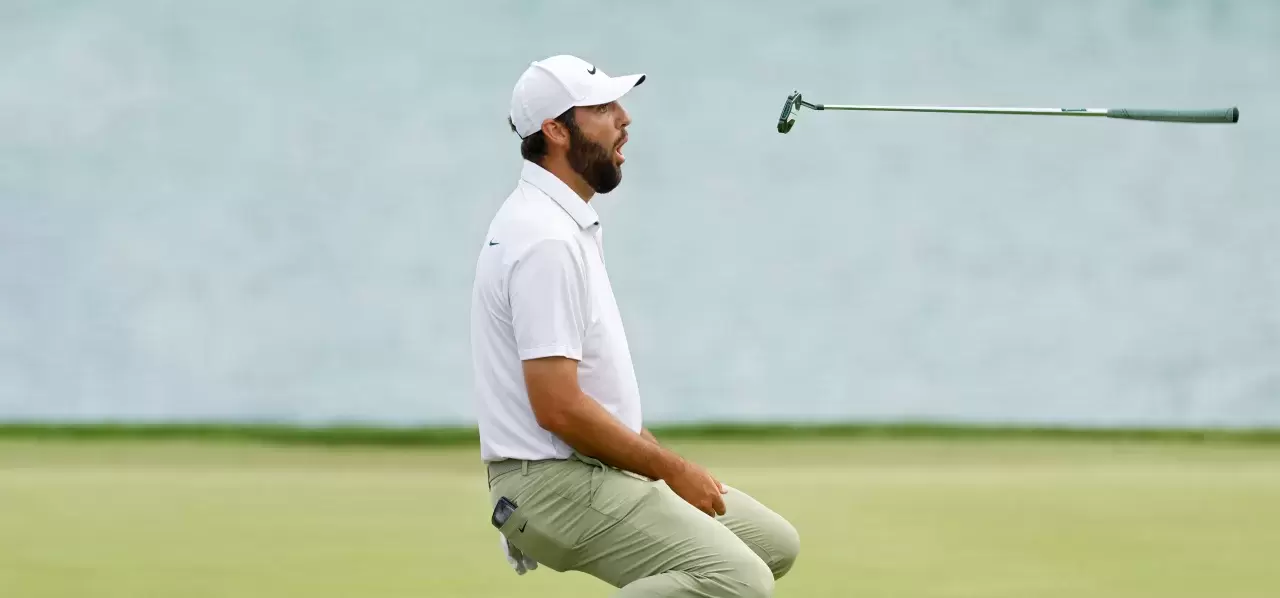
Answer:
[541,396,682,481]
[640,427,660,445]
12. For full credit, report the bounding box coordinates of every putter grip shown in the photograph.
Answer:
[1106,107,1239,123]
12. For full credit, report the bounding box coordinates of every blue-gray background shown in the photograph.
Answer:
[3,1,1278,427]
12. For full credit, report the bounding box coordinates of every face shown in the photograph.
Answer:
[561,101,631,194]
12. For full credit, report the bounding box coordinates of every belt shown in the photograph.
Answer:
[486,458,534,480]
[485,453,615,491]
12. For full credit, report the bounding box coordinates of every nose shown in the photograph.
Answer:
[615,103,631,128]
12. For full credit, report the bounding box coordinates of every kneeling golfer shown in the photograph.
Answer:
[470,54,801,597]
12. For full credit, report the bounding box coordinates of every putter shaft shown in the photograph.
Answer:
[817,104,1109,117]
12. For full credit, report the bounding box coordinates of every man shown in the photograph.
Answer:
[470,54,800,597]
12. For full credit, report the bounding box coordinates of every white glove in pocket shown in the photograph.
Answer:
[499,532,539,575]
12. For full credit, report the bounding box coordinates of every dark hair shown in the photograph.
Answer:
[509,109,578,164]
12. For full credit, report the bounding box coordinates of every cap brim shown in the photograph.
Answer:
[576,73,646,107]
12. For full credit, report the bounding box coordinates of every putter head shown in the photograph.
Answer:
[777,91,801,133]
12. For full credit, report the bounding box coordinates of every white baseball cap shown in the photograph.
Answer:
[509,55,646,138]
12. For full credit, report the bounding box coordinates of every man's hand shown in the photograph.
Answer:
[660,458,727,517]
[638,427,728,511]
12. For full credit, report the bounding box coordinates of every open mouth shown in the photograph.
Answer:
[614,135,627,163]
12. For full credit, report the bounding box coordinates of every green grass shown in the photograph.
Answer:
[2,437,1278,597]
[2,421,1278,445]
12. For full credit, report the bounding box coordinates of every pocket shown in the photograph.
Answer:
[497,505,577,572]
[588,466,658,516]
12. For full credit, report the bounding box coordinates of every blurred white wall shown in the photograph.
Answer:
[2,0,1277,426]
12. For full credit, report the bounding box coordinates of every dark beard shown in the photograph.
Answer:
[566,126,622,194]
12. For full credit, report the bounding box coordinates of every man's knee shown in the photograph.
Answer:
[717,487,801,580]
[767,518,801,578]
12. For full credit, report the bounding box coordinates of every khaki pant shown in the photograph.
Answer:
[487,453,800,597]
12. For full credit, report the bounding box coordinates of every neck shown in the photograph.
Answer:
[540,155,595,202]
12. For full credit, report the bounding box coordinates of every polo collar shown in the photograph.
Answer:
[520,160,600,230]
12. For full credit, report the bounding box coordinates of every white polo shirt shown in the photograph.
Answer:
[470,160,643,462]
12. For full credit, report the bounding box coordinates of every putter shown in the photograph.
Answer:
[776,91,1240,133]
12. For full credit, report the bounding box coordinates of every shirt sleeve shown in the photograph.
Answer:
[508,238,589,361]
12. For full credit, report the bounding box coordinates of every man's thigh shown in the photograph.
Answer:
[574,468,765,589]
[488,459,768,588]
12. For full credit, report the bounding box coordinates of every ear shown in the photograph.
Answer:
[540,114,573,148]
